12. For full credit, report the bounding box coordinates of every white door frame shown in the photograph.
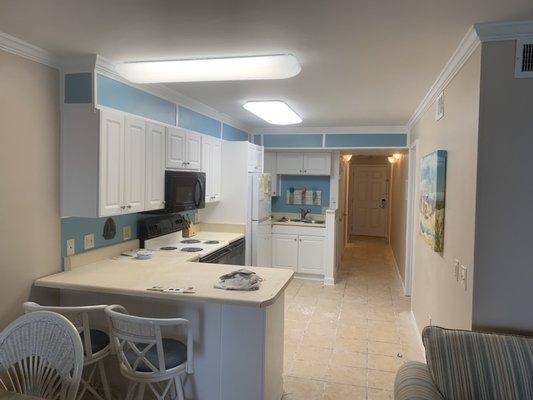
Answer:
[404,139,419,296]
[348,164,391,238]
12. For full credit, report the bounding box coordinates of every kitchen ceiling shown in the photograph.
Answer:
[1,0,532,129]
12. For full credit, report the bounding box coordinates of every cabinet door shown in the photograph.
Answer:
[264,152,279,196]
[276,152,304,174]
[124,117,146,213]
[185,131,202,170]
[298,235,325,274]
[201,136,213,201]
[166,127,186,169]
[303,153,331,175]
[145,123,166,211]
[212,139,222,201]
[99,111,125,216]
[272,234,299,271]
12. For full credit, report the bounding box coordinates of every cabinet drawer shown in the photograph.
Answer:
[271,224,325,237]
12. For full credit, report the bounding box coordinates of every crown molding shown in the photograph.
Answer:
[252,125,407,135]
[0,31,58,68]
[406,26,481,130]
[94,55,252,133]
[475,19,533,42]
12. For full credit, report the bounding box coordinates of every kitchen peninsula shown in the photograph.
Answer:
[35,235,293,400]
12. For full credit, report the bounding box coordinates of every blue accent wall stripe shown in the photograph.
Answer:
[324,133,407,147]
[97,74,176,125]
[178,106,221,138]
[222,124,249,141]
[253,135,262,145]
[65,73,92,104]
[263,134,323,148]
[272,175,330,214]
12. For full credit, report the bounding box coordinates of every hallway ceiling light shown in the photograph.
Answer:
[388,156,396,164]
[342,154,353,162]
[243,101,302,125]
[115,54,301,83]
[393,153,402,160]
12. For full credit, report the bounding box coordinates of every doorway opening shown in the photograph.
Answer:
[337,149,411,294]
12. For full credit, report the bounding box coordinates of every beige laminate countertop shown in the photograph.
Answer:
[35,232,293,308]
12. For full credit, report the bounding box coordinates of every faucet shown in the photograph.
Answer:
[299,208,311,220]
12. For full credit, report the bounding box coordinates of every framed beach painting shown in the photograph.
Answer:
[419,150,447,252]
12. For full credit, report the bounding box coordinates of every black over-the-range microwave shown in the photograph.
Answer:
[164,170,206,212]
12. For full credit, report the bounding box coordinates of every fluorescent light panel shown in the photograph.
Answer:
[243,101,302,125]
[115,54,301,83]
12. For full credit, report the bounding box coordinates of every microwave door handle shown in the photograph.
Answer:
[194,178,203,207]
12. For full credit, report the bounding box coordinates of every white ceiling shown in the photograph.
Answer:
[1,0,532,129]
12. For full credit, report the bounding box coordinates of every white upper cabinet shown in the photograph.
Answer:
[275,152,331,175]
[264,151,279,197]
[99,111,125,216]
[145,122,166,211]
[202,135,222,203]
[303,153,331,175]
[247,143,264,173]
[124,117,146,213]
[276,152,304,174]
[166,127,201,170]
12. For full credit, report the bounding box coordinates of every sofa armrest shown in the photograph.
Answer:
[394,362,445,400]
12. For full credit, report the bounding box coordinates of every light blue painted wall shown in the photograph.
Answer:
[61,211,197,259]
[324,133,407,147]
[178,106,221,138]
[97,74,177,125]
[65,73,92,104]
[253,135,262,145]
[222,124,249,141]
[263,134,324,148]
[271,175,330,214]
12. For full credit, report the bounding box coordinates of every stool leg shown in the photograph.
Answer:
[125,382,137,400]
[98,359,112,400]
[174,376,184,400]
[136,383,146,400]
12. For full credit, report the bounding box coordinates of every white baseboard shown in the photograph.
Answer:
[390,245,409,297]
[410,311,426,358]
[323,277,335,286]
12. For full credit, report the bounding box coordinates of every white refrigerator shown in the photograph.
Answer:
[246,173,272,267]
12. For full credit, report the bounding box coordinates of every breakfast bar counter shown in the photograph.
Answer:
[34,240,292,400]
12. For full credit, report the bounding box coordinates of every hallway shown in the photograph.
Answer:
[282,236,424,400]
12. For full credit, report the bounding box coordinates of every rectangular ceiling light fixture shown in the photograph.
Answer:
[243,101,302,125]
[115,54,301,83]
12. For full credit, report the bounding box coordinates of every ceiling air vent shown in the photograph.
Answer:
[515,39,533,78]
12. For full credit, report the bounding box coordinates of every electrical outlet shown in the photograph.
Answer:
[460,265,468,291]
[84,233,95,250]
[123,225,132,241]
[66,239,75,256]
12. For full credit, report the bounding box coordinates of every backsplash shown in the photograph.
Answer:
[271,175,330,214]
[61,211,197,258]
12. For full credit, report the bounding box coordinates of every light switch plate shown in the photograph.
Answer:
[460,265,468,291]
[84,233,95,250]
[123,225,132,241]
[66,239,75,256]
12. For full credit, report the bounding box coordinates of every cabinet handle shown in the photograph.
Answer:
[294,238,297,242]
[120,205,126,210]
[127,205,132,209]
[161,201,166,205]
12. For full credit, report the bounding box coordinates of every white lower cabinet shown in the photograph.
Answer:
[272,232,325,274]
[298,235,326,274]
[272,234,299,271]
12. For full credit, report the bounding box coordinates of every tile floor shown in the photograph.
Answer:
[282,236,425,400]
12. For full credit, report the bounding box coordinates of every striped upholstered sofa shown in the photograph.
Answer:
[394,326,533,399]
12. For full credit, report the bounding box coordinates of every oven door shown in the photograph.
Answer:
[165,171,205,212]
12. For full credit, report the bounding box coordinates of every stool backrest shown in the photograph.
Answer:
[23,302,109,361]
[0,311,83,400]
[105,305,193,377]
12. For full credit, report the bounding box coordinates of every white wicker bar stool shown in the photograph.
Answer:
[0,311,84,400]
[23,302,112,400]
[104,305,193,400]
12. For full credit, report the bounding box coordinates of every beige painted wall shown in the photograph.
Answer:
[390,154,408,283]
[410,47,481,333]
[0,50,60,329]
[473,41,533,334]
